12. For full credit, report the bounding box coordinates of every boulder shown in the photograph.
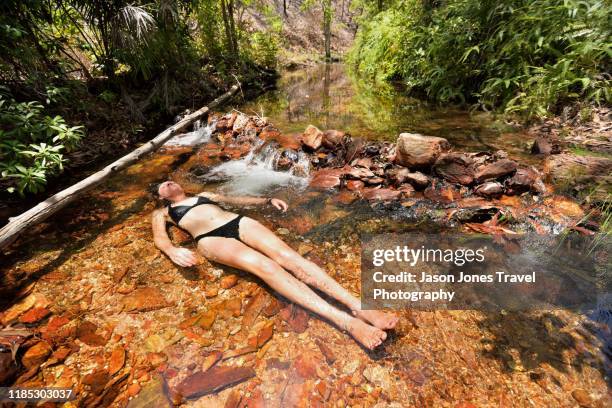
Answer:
[301,125,324,151]
[531,137,553,155]
[474,182,504,198]
[323,130,345,148]
[394,133,450,169]
[433,153,474,185]
[404,171,430,190]
[474,159,517,182]
[506,167,546,195]
[361,187,402,201]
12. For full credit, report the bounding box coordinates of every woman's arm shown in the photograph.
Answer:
[151,209,198,267]
[197,191,288,211]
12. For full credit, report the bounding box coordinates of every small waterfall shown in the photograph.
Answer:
[163,119,216,146]
[199,139,311,196]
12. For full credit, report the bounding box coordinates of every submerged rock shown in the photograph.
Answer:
[394,133,450,169]
[176,365,255,399]
[127,375,172,408]
[122,287,170,312]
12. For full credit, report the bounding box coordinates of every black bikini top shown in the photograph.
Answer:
[168,196,217,224]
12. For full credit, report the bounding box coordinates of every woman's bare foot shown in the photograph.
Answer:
[352,309,399,330]
[345,317,387,350]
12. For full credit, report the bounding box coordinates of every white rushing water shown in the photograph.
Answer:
[163,120,214,146]
[205,138,311,196]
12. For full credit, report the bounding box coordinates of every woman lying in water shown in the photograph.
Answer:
[151,180,399,350]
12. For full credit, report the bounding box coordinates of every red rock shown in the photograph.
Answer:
[239,389,265,408]
[315,340,336,365]
[474,181,504,198]
[176,365,256,399]
[19,307,51,324]
[455,403,477,408]
[146,352,167,368]
[301,125,324,150]
[40,315,71,343]
[21,341,51,369]
[51,346,71,362]
[261,297,283,317]
[323,130,345,148]
[506,166,546,195]
[222,346,257,361]
[108,346,125,375]
[364,177,384,185]
[220,275,238,289]
[82,369,110,394]
[531,137,552,155]
[333,190,358,205]
[76,321,106,346]
[352,157,372,168]
[398,184,415,196]
[395,133,450,168]
[345,167,374,179]
[225,298,242,317]
[309,169,342,189]
[127,382,141,397]
[242,290,268,327]
[202,351,223,371]
[361,187,402,201]
[345,180,365,191]
[433,153,475,185]
[255,322,274,347]
[225,389,243,408]
[474,159,517,182]
[293,353,319,379]
[279,304,309,333]
[122,287,169,312]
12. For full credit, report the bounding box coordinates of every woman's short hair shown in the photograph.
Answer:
[147,182,170,206]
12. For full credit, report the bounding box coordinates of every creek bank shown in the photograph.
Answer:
[525,106,611,202]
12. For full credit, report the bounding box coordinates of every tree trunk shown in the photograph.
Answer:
[228,0,239,59]
[220,0,234,59]
[0,85,240,252]
[323,0,332,62]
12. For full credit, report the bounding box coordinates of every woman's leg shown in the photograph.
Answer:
[237,217,399,330]
[196,236,387,350]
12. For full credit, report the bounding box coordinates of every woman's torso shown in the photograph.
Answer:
[167,196,238,237]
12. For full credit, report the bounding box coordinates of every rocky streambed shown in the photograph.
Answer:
[0,110,610,408]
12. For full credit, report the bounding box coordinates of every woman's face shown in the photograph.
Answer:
[158,181,183,199]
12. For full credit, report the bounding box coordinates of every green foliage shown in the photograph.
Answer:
[349,0,612,120]
[0,88,84,195]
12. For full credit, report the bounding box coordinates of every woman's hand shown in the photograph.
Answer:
[166,247,198,267]
[269,198,288,212]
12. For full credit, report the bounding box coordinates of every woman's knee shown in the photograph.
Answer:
[248,256,285,279]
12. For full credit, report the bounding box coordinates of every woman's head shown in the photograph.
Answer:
[157,180,184,200]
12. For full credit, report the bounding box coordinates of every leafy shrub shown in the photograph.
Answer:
[0,87,84,195]
[349,0,611,120]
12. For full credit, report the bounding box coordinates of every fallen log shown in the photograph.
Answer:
[0,85,239,251]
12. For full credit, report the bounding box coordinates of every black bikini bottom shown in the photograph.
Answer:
[194,215,245,243]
